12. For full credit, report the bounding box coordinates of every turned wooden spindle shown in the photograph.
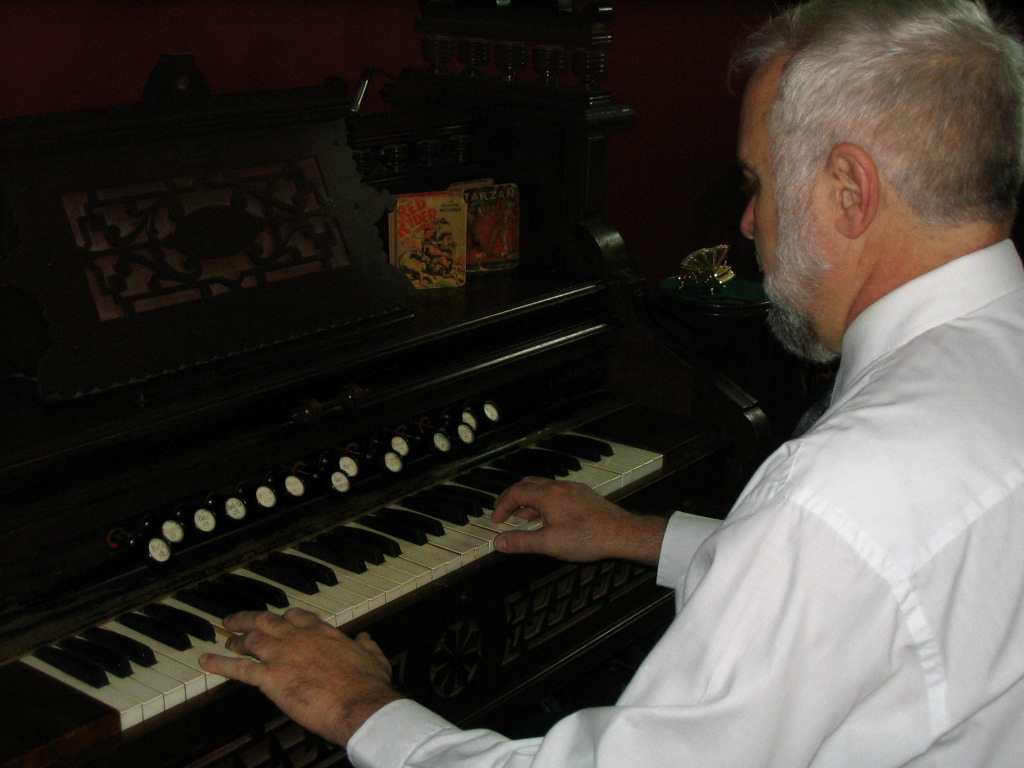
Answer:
[571,47,607,90]
[421,35,454,75]
[416,138,444,168]
[494,41,528,82]
[457,37,489,78]
[531,44,565,86]
[382,143,409,173]
[447,134,473,165]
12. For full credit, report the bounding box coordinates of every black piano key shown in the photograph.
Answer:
[83,626,157,668]
[266,551,338,587]
[34,646,109,689]
[540,434,614,461]
[295,540,368,574]
[358,514,428,546]
[118,612,192,652]
[335,526,403,558]
[377,507,446,536]
[218,573,290,609]
[457,467,521,494]
[422,484,494,512]
[493,450,574,478]
[144,602,217,642]
[490,455,553,478]
[196,578,267,612]
[174,588,241,620]
[59,636,133,679]
[524,447,582,473]
[401,493,473,524]
[318,531,388,564]
[247,558,319,595]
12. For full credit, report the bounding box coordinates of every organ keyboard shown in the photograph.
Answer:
[0,4,772,767]
[20,432,661,733]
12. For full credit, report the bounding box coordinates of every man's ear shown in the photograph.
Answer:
[827,143,879,240]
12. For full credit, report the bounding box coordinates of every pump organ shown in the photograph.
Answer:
[0,4,769,767]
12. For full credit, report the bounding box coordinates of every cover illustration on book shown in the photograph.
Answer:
[464,182,519,272]
[389,192,467,288]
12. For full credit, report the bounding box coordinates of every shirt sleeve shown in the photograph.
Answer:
[347,699,542,768]
[655,511,722,590]
[347,491,919,768]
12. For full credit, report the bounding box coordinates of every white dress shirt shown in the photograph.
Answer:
[347,240,1024,768]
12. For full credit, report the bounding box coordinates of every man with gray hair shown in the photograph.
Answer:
[200,1,1024,765]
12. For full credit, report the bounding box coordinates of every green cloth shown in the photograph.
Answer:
[659,276,768,304]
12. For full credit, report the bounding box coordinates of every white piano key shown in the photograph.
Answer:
[465,516,514,535]
[572,437,663,486]
[106,621,228,691]
[306,534,424,595]
[430,517,500,555]
[364,559,422,594]
[283,549,389,611]
[441,518,501,548]
[124,663,188,709]
[99,622,208,698]
[424,527,491,563]
[434,489,521,529]
[22,655,150,728]
[307,579,374,621]
[385,508,494,564]
[346,523,459,576]
[373,552,433,587]
[338,566,406,603]
[235,569,356,627]
[72,641,188,710]
[441,481,540,529]
[100,672,166,720]
[66,632,188,708]
[478,507,541,530]
[564,463,624,496]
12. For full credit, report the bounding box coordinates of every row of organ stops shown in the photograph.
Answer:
[420,35,609,90]
[107,401,503,566]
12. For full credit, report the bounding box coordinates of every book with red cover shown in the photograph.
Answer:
[388,191,467,288]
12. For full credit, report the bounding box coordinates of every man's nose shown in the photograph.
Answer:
[740,196,756,240]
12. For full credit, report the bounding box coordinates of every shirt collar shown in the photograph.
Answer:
[833,239,1024,399]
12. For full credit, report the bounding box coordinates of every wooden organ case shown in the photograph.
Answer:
[0,3,769,767]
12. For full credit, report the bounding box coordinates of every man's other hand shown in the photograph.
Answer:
[199,608,402,747]
[492,477,668,567]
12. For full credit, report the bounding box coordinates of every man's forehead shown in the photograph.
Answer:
[738,55,787,170]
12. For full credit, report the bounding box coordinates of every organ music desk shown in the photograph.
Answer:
[0,4,771,767]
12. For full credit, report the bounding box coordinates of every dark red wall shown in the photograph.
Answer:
[0,0,772,280]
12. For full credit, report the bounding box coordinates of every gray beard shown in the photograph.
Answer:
[761,210,839,366]
[763,275,837,364]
